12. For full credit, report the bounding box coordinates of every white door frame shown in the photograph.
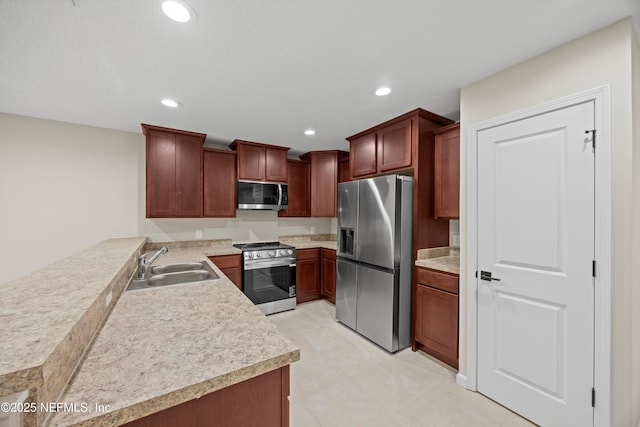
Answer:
[464,85,612,427]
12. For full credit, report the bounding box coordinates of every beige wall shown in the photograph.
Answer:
[460,18,638,426]
[631,26,640,426]
[0,113,333,285]
[0,113,142,284]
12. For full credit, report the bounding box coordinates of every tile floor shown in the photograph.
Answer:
[269,300,537,427]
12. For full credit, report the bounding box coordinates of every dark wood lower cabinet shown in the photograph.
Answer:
[209,255,242,290]
[413,267,459,369]
[321,248,336,304]
[122,366,290,427]
[296,249,320,303]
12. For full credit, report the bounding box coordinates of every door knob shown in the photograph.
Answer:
[480,271,501,281]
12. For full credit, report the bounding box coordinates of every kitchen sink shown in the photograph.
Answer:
[127,261,218,291]
[150,262,209,275]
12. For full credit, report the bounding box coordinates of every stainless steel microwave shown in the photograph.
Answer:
[237,181,288,210]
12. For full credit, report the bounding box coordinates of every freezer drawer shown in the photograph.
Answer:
[356,265,399,352]
[336,259,357,330]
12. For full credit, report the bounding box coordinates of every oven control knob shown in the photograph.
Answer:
[269,251,275,257]
[256,252,261,258]
[247,253,253,259]
[287,250,293,255]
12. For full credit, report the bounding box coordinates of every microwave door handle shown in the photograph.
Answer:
[277,184,283,205]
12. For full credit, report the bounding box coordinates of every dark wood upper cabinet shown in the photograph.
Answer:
[230,140,289,183]
[142,124,205,218]
[265,148,288,182]
[203,148,237,218]
[377,119,412,172]
[338,156,351,183]
[433,123,460,220]
[346,108,454,257]
[349,133,377,178]
[300,150,348,217]
[278,159,310,217]
[348,119,412,178]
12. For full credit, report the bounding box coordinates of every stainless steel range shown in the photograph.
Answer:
[233,242,296,315]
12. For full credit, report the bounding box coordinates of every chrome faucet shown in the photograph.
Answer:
[138,246,168,280]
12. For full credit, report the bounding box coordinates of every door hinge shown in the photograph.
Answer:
[585,129,596,151]
[592,260,596,277]
[592,388,596,407]
[475,270,478,278]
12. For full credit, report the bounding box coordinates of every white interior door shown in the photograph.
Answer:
[477,101,595,426]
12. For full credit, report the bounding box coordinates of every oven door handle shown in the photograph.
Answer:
[244,259,296,270]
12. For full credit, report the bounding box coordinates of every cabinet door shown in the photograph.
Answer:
[350,133,377,178]
[203,149,237,217]
[296,250,320,303]
[174,134,203,217]
[338,157,350,183]
[221,267,242,289]
[310,152,338,217]
[321,249,336,304]
[265,148,288,182]
[146,130,177,217]
[434,124,460,219]
[377,119,412,172]
[414,283,458,368]
[237,144,266,181]
[209,255,242,289]
[279,160,309,217]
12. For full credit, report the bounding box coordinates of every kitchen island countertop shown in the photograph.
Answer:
[47,244,299,426]
[0,238,298,427]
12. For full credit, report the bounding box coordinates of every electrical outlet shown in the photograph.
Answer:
[195,230,203,239]
[452,234,460,247]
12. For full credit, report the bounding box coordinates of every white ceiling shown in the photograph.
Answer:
[1,0,638,155]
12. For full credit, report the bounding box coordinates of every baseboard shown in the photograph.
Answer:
[455,373,468,388]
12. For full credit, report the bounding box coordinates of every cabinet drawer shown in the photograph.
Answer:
[296,248,320,260]
[209,254,241,269]
[415,267,458,294]
[321,248,336,261]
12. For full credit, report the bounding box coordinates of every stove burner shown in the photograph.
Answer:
[233,241,296,261]
[233,242,294,251]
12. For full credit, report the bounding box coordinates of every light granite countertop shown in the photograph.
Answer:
[0,237,146,427]
[415,247,460,275]
[48,246,299,426]
[1,238,298,427]
[280,234,337,251]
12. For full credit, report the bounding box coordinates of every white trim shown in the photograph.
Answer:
[465,85,612,427]
[456,372,468,388]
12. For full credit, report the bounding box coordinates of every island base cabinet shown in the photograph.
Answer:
[122,366,290,427]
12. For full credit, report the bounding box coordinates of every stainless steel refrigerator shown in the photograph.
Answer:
[336,174,413,353]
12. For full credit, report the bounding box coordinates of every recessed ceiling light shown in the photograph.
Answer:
[162,1,193,23]
[161,99,180,108]
[304,129,316,136]
[375,87,392,96]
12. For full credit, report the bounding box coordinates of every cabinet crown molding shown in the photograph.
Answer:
[229,139,290,152]
[141,123,207,139]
